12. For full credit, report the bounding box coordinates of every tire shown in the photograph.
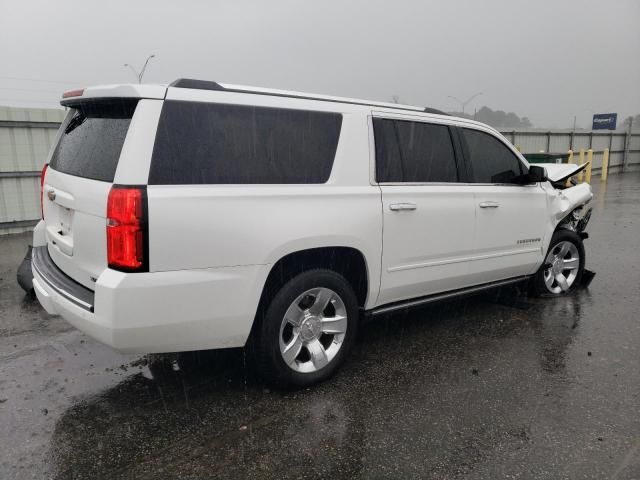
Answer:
[253,269,359,388]
[530,229,585,297]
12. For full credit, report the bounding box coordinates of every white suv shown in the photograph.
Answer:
[31,79,593,386]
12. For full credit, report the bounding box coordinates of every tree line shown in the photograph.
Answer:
[447,106,533,128]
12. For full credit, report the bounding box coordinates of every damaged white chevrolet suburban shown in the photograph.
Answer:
[30,79,593,386]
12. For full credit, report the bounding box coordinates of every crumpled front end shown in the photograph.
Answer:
[540,180,596,287]
[546,182,593,230]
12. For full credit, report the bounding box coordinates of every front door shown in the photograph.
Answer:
[457,126,547,284]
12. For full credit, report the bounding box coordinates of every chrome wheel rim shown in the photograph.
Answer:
[543,240,580,294]
[279,287,348,373]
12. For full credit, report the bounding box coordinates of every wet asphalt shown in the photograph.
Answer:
[1,174,639,480]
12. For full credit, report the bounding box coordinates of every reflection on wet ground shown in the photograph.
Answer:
[1,174,639,479]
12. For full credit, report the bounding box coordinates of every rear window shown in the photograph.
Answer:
[148,101,342,185]
[49,100,137,182]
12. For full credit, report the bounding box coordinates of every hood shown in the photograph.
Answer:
[537,162,589,183]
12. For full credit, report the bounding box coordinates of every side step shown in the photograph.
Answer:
[367,276,531,317]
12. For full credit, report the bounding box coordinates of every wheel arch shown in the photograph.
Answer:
[257,246,371,315]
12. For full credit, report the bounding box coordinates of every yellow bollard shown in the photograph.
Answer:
[585,149,593,183]
[601,148,609,181]
[566,150,574,187]
[578,148,585,182]
[516,145,521,152]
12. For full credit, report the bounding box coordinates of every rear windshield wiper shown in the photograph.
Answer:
[64,112,87,134]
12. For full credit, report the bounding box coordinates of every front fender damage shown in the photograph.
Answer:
[544,181,596,287]
[546,182,593,231]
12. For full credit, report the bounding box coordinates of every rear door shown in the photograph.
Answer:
[456,126,547,284]
[43,99,138,289]
[374,115,476,306]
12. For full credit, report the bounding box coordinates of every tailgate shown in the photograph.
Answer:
[43,99,138,289]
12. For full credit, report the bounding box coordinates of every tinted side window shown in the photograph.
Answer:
[461,128,523,183]
[50,100,137,182]
[374,118,458,183]
[149,101,342,185]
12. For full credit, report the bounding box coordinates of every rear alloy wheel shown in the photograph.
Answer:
[279,287,348,374]
[255,269,358,387]
[531,230,585,296]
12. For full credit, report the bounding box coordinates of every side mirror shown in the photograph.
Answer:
[528,165,547,183]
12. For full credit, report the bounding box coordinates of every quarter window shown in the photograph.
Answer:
[460,128,524,184]
[149,101,342,185]
[373,118,458,183]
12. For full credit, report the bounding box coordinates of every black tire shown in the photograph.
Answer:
[253,269,359,388]
[530,229,585,297]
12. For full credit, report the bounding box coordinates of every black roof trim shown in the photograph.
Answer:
[424,107,450,116]
[169,78,225,90]
[169,78,448,116]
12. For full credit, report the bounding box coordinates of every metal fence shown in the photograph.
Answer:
[498,129,640,175]
[0,106,65,235]
[1,105,639,235]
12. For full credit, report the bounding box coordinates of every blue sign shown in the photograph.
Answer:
[592,113,617,130]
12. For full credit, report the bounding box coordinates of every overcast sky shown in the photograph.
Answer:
[1,0,638,128]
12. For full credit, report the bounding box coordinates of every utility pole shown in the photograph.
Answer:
[622,117,633,173]
[124,55,156,84]
[447,92,483,115]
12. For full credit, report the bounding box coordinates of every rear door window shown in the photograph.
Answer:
[373,118,458,183]
[149,101,342,185]
[49,100,137,182]
[460,128,524,183]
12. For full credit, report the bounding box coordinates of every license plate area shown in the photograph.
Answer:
[57,206,74,236]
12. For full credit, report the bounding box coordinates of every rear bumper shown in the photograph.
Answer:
[32,242,269,353]
[32,246,94,311]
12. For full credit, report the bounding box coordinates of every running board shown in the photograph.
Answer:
[367,276,531,317]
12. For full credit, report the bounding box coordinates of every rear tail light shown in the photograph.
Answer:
[106,186,148,272]
[40,164,48,219]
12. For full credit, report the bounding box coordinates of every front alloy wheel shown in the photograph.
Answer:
[531,229,585,297]
[543,240,581,294]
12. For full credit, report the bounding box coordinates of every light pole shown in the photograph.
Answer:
[447,92,483,115]
[124,55,156,84]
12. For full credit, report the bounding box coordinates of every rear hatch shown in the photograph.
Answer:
[43,99,138,289]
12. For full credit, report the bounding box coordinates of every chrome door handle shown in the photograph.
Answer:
[479,201,499,208]
[389,203,417,211]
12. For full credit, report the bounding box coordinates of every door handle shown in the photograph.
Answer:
[479,201,500,208]
[389,203,417,211]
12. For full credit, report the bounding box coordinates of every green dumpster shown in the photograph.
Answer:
[522,152,570,164]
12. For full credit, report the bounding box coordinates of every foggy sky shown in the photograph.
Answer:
[1,0,638,128]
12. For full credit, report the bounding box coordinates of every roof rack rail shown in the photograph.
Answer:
[169,78,449,116]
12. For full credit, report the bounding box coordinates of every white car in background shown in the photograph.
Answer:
[29,79,593,386]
